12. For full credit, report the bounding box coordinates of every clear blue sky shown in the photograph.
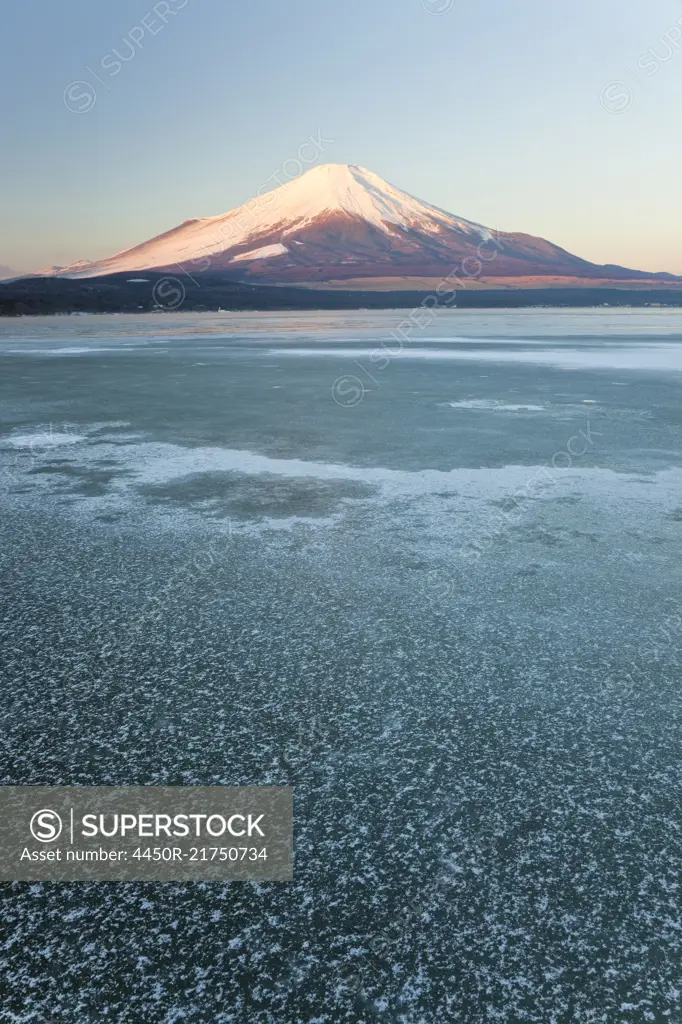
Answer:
[1,0,681,274]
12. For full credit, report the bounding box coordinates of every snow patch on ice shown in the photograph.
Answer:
[449,400,545,412]
[4,432,86,448]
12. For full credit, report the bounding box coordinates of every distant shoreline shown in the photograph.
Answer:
[2,272,682,316]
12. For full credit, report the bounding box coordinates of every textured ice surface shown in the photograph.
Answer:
[2,310,682,1022]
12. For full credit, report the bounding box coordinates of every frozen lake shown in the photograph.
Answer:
[2,308,682,1021]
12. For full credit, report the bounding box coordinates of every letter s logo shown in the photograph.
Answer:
[331,375,365,408]
[152,277,186,310]
[600,81,634,114]
[30,809,63,843]
[63,82,97,114]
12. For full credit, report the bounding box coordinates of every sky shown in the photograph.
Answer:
[1,0,681,275]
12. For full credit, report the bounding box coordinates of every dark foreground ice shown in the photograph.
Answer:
[1,309,682,1022]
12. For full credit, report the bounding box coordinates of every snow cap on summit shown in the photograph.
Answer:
[251,163,488,237]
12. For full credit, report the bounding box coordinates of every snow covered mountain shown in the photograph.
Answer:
[49,164,680,289]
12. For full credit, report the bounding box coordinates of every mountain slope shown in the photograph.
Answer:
[49,164,680,289]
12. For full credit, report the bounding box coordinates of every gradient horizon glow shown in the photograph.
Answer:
[1,0,681,275]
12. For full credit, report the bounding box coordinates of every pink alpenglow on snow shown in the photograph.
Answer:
[44,165,682,289]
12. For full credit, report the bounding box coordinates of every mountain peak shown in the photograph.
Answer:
[47,165,678,289]
[52,163,492,280]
